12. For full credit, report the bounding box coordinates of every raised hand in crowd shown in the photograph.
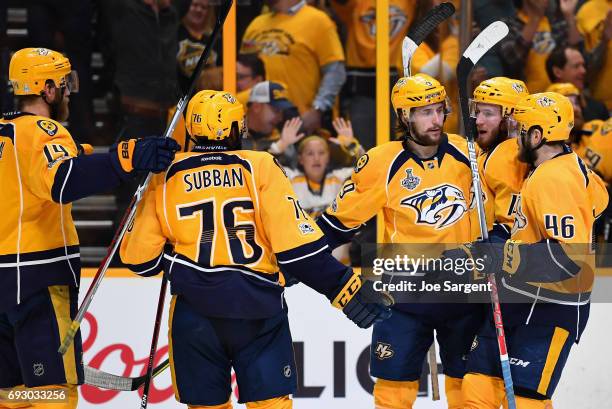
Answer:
[276,116,305,153]
[559,0,578,19]
[330,117,365,158]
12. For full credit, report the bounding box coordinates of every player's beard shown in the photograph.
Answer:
[518,132,538,166]
[411,125,443,146]
[47,88,69,122]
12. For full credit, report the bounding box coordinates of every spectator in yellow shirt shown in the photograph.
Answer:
[241,0,346,133]
[331,0,416,149]
[577,0,612,111]
[498,0,583,93]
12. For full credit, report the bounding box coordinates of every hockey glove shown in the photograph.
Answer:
[466,240,505,276]
[330,270,393,328]
[110,137,181,174]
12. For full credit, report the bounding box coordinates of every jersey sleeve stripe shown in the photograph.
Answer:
[276,241,330,264]
[124,252,164,277]
[320,213,360,232]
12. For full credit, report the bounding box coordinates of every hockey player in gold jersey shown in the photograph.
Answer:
[462,92,608,408]
[581,118,612,183]
[119,90,391,409]
[0,48,179,408]
[318,73,482,409]
[471,77,530,239]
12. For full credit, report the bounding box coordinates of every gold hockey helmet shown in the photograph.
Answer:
[9,48,78,96]
[512,92,574,142]
[471,77,528,117]
[186,90,247,140]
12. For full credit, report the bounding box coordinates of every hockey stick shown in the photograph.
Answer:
[428,342,440,401]
[140,277,168,409]
[58,0,234,356]
[401,2,455,77]
[84,359,169,392]
[456,21,517,409]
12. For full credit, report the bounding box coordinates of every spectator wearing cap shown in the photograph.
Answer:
[241,0,346,133]
[577,0,612,112]
[546,45,609,121]
[244,81,304,166]
[236,53,266,107]
[498,0,583,93]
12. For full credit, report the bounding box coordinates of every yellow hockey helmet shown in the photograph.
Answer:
[9,48,77,96]
[471,77,528,117]
[186,90,246,140]
[513,92,574,142]
[545,82,580,97]
[391,73,448,114]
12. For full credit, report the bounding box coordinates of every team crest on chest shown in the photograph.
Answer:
[401,168,420,190]
[400,183,468,229]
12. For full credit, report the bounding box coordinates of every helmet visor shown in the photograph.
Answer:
[62,70,79,93]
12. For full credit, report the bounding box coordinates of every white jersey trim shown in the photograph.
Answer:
[162,253,280,286]
[277,243,330,264]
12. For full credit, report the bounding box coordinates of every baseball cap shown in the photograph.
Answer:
[248,81,295,110]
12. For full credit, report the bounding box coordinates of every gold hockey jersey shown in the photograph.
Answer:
[479,138,530,234]
[501,150,608,332]
[321,134,476,249]
[0,112,80,313]
[120,148,340,318]
[581,118,612,183]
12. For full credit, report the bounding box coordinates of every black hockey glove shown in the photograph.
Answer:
[330,270,393,328]
[110,137,181,174]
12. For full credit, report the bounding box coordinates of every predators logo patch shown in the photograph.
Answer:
[37,120,58,137]
[400,183,468,229]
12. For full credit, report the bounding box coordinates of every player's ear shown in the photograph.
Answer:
[531,126,543,145]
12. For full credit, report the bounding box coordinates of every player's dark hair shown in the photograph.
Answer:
[545,46,581,82]
[15,95,39,111]
[237,53,266,79]
[191,122,243,152]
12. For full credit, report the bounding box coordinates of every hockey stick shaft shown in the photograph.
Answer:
[402,2,455,77]
[140,277,168,408]
[58,0,234,355]
[456,21,517,409]
[428,342,440,401]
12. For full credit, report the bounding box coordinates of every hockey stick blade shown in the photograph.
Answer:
[402,2,455,77]
[84,359,170,392]
[456,21,509,142]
